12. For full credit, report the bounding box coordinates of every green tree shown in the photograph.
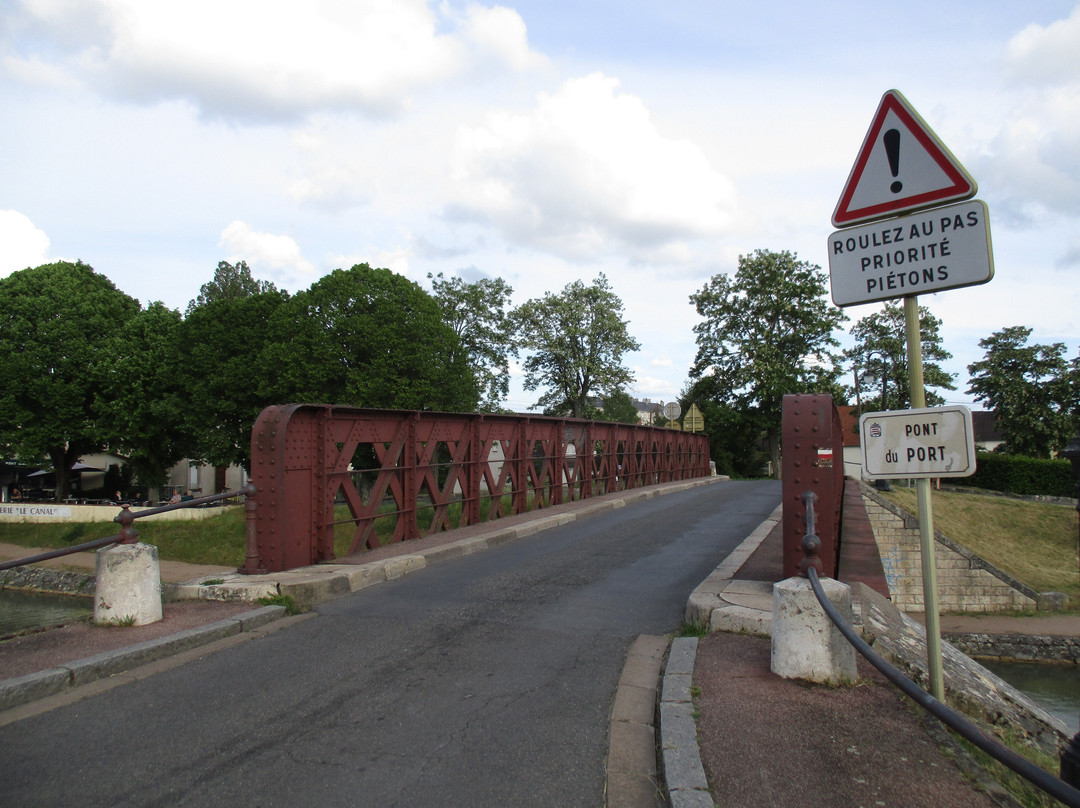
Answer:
[844,302,955,411]
[513,274,641,418]
[966,326,1078,458]
[595,389,640,424]
[100,302,194,490]
[0,261,140,499]
[263,264,478,412]
[178,289,290,469]
[683,380,769,477]
[428,271,515,411]
[689,249,848,477]
[185,260,280,315]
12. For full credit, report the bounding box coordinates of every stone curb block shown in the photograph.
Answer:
[660,636,712,806]
[0,605,287,711]
[709,603,771,636]
[0,668,70,711]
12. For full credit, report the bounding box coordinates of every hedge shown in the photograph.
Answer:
[951,452,1078,498]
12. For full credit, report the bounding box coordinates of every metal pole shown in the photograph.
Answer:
[905,295,945,700]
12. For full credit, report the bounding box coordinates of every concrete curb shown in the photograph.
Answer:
[684,504,780,635]
[606,634,669,808]
[174,477,728,607]
[660,637,712,808]
[0,605,286,711]
[656,504,785,808]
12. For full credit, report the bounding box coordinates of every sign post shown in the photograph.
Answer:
[828,90,993,702]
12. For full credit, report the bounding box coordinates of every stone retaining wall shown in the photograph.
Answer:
[852,583,1068,758]
[860,485,1038,614]
[945,633,1080,664]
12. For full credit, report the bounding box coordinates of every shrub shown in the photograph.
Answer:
[952,452,1076,498]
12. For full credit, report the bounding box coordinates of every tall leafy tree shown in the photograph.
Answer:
[0,261,140,499]
[100,302,194,489]
[263,264,479,413]
[512,274,641,418]
[689,249,848,477]
[595,390,641,424]
[967,326,1078,458]
[428,271,515,411]
[178,288,290,469]
[844,301,955,411]
[185,260,280,315]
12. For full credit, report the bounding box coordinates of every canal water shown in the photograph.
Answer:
[981,659,1080,736]
[0,588,93,638]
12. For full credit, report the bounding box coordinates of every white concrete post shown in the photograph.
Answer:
[94,542,163,626]
[771,576,857,685]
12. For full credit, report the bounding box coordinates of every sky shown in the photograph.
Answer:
[2,1,1078,414]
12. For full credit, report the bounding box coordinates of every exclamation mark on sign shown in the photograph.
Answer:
[884,128,902,194]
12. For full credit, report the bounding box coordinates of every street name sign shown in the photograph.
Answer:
[828,199,994,307]
[860,405,976,479]
[832,90,976,227]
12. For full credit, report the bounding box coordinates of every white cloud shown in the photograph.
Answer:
[449,73,737,261]
[2,0,544,122]
[1004,6,1080,85]
[0,210,50,276]
[326,247,412,278]
[218,221,316,283]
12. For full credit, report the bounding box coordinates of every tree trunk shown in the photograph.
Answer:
[767,433,782,480]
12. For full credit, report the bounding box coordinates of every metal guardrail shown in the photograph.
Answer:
[0,485,257,573]
[799,490,1080,807]
[247,405,711,573]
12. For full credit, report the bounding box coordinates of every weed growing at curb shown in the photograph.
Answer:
[257,593,302,615]
[677,621,709,638]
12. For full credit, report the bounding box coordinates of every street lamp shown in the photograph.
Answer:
[1060,433,1080,789]
[1060,434,1080,595]
[853,351,891,490]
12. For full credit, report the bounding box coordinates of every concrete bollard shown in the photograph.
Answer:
[771,576,857,685]
[94,542,163,626]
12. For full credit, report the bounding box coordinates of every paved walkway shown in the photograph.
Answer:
[671,515,1080,808]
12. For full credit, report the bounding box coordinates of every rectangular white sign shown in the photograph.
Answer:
[828,199,993,307]
[860,405,976,479]
[0,504,73,518]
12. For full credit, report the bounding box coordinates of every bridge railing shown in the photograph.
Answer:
[799,490,1080,807]
[0,486,257,573]
[245,405,712,573]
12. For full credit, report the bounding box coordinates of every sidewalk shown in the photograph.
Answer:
[669,514,1080,808]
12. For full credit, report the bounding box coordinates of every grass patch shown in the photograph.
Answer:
[677,621,711,638]
[880,487,1079,601]
[953,724,1063,808]
[0,507,249,568]
[256,593,302,615]
[1,487,575,568]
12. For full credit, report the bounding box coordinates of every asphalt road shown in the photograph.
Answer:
[0,479,780,807]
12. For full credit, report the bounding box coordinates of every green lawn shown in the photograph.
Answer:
[880,487,1079,602]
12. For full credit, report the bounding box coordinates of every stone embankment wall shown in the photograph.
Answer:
[860,485,1038,614]
[852,582,1069,758]
[945,633,1080,664]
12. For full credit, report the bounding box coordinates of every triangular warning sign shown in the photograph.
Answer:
[832,90,976,227]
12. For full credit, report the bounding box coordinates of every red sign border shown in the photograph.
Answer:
[832,90,976,228]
